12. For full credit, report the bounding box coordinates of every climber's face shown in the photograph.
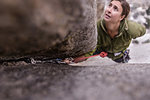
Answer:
[104,0,125,23]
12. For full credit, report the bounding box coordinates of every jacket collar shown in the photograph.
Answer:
[100,18,128,38]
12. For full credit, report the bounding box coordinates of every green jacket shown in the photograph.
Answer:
[85,19,146,60]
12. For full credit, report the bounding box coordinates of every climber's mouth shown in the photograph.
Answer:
[104,13,111,19]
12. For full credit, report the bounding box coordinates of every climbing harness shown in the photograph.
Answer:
[122,49,130,63]
[113,49,130,63]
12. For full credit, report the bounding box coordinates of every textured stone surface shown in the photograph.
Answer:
[46,0,97,59]
[0,62,150,100]
[0,0,97,59]
[97,0,105,20]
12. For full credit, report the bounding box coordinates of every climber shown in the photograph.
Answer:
[64,0,146,64]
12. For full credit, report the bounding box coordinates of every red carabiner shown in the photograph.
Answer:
[100,52,108,58]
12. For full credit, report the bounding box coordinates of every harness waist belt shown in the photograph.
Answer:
[107,51,123,57]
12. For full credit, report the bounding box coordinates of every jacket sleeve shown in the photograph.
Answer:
[127,20,146,39]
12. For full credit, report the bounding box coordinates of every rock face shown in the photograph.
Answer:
[0,0,99,59]
[97,0,105,20]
